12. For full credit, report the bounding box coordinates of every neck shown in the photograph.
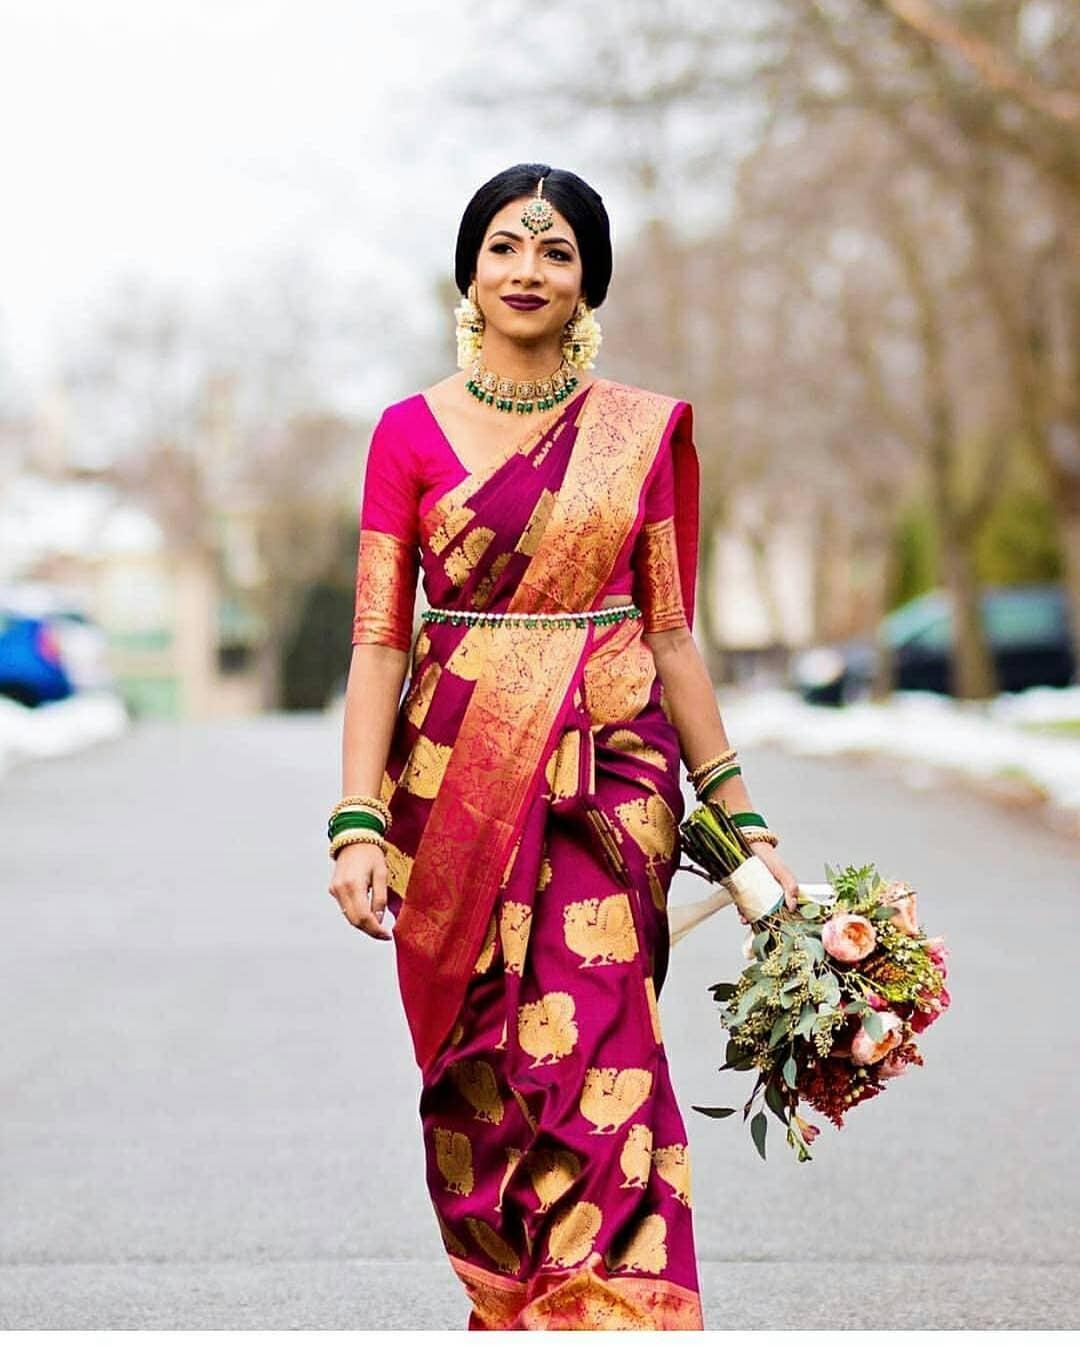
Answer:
[475,331,567,381]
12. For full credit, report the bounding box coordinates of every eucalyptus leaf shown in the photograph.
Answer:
[765,1080,787,1122]
[863,1011,884,1040]
[768,1013,791,1048]
[782,1054,798,1089]
[692,1106,736,1118]
[750,1110,768,1160]
[709,982,739,1000]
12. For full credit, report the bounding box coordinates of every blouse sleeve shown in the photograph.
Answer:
[351,408,421,651]
[631,420,691,634]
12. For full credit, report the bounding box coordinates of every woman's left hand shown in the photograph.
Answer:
[749,840,800,915]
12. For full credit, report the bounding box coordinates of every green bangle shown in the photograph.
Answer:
[329,810,386,839]
[731,810,768,828]
[696,764,742,798]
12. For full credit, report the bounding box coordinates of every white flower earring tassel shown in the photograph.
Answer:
[454,279,485,369]
[562,298,602,370]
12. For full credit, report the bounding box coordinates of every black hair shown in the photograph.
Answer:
[454,162,613,308]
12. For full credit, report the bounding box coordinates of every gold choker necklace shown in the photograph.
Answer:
[466,358,579,414]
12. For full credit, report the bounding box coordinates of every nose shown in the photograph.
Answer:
[510,246,543,287]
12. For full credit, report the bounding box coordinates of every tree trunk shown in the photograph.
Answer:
[940,526,998,699]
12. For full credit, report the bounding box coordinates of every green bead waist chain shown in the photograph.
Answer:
[421,602,641,630]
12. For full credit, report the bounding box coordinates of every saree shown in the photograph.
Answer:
[351,377,703,1330]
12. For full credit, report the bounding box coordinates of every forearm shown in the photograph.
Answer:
[645,628,757,815]
[341,641,411,798]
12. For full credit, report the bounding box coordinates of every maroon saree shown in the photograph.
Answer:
[352,377,703,1329]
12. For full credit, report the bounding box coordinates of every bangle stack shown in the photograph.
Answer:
[328,793,392,859]
[688,749,780,848]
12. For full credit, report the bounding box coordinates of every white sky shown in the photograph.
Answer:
[0,1,638,408]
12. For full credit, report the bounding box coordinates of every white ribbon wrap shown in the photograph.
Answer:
[723,855,786,921]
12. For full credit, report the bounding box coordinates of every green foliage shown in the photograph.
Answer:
[974,487,1062,584]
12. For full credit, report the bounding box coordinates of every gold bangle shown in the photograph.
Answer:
[741,829,779,848]
[329,829,390,859]
[330,795,391,828]
[689,748,738,784]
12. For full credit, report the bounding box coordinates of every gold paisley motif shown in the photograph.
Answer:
[563,892,640,967]
[445,624,494,681]
[384,840,413,899]
[647,862,668,912]
[465,1217,521,1274]
[524,1148,582,1213]
[605,1213,668,1274]
[496,1146,523,1213]
[619,1123,653,1189]
[399,733,453,799]
[404,659,441,727]
[643,975,663,1044]
[499,901,532,975]
[603,728,668,770]
[412,627,431,668]
[473,550,512,608]
[579,1067,653,1134]
[542,1200,603,1268]
[652,1143,692,1207]
[444,525,497,586]
[472,912,497,974]
[436,1211,468,1257]
[517,487,556,555]
[614,793,676,861]
[449,1058,504,1125]
[427,501,476,556]
[434,1127,474,1195]
[517,991,579,1068]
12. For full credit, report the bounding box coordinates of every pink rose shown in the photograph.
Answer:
[910,984,951,1032]
[821,911,877,963]
[924,935,950,975]
[877,1050,910,1079]
[880,881,920,936]
[851,1010,904,1064]
[865,992,888,1011]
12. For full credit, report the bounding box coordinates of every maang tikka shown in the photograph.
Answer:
[520,175,554,235]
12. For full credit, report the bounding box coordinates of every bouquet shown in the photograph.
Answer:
[677,801,951,1163]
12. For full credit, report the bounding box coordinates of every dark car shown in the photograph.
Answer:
[790,582,1076,705]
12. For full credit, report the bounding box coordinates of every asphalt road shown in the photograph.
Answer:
[2,707,1078,1330]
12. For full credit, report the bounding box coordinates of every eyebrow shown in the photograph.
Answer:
[488,229,576,249]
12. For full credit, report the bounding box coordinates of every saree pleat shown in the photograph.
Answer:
[378,379,704,1330]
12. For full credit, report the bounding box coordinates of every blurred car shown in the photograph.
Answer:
[0,583,114,708]
[790,582,1076,705]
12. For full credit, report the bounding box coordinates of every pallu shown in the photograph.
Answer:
[358,377,704,1330]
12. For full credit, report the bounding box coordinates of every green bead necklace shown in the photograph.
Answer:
[465,357,579,415]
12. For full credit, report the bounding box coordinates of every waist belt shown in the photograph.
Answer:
[420,602,641,629]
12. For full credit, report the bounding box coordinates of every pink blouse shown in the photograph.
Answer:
[352,390,691,650]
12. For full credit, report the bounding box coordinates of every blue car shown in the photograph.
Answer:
[790,582,1077,705]
[0,587,113,708]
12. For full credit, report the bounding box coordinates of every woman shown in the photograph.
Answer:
[330,163,800,1331]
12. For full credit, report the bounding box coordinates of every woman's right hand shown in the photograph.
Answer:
[329,842,393,940]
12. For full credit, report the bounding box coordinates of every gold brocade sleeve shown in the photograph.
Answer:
[352,527,419,651]
[633,514,688,633]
